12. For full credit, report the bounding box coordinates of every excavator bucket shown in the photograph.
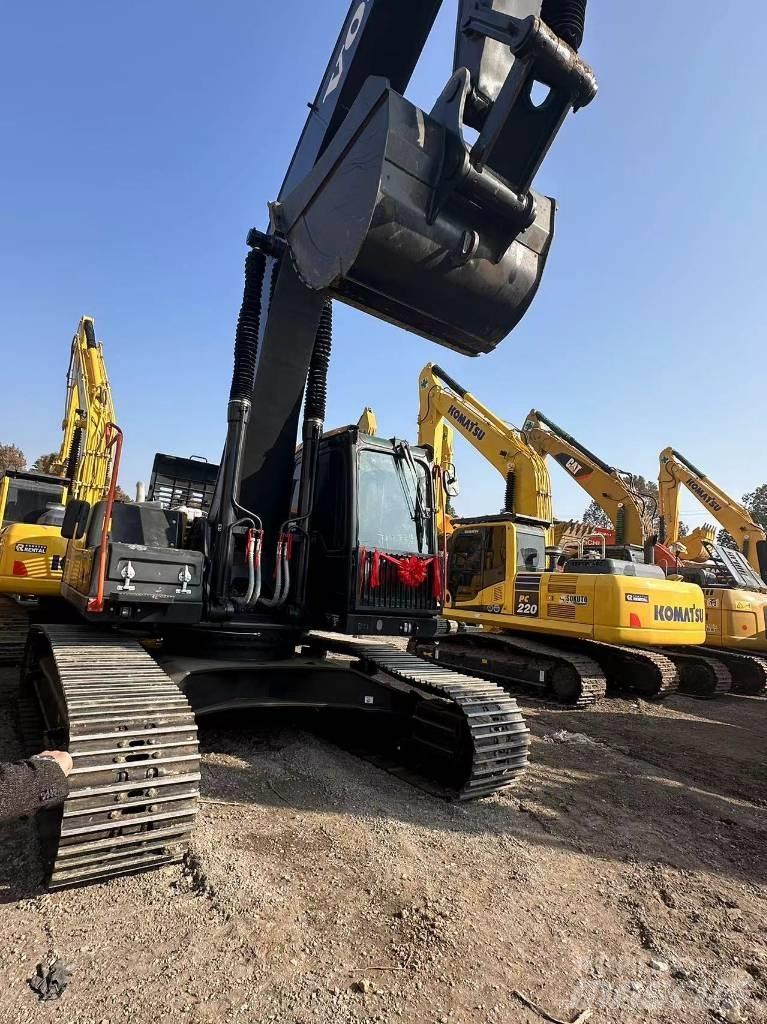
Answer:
[273,8,596,356]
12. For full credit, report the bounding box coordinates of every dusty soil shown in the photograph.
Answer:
[1,660,766,1024]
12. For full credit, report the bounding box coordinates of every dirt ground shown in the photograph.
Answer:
[1,660,766,1024]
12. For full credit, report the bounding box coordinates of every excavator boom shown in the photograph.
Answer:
[56,317,116,505]
[417,363,553,525]
[522,408,653,547]
[658,447,767,580]
[0,316,117,658]
[238,0,596,574]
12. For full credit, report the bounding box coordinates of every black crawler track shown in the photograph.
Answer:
[21,625,200,889]
[575,640,679,699]
[408,632,607,709]
[662,649,732,699]
[0,596,30,664]
[413,627,679,702]
[670,647,767,697]
[321,636,530,799]
[19,626,528,889]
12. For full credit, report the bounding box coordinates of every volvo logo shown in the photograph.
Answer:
[323,3,367,102]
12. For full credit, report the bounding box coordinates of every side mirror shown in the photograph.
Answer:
[443,471,460,498]
[61,499,91,540]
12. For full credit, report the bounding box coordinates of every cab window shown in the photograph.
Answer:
[516,528,545,573]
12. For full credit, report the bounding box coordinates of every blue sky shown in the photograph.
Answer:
[1,2,764,526]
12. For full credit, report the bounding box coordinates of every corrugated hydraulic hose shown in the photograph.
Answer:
[505,472,516,514]
[305,299,333,421]
[64,427,83,483]
[541,0,587,50]
[83,319,97,348]
[229,249,267,403]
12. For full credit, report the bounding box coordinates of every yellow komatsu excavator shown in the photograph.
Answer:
[406,364,708,706]
[521,413,767,695]
[659,448,767,579]
[0,316,116,660]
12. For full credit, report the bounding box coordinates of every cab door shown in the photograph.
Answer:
[448,528,485,608]
[448,525,506,610]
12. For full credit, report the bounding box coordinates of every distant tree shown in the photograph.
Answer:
[743,483,767,530]
[0,443,26,474]
[114,484,131,503]
[677,520,689,538]
[717,527,738,550]
[32,452,63,476]
[445,496,457,518]
[713,485,767,552]
[583,498,612,530]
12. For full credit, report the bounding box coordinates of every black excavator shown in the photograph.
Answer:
[19,0,597,888]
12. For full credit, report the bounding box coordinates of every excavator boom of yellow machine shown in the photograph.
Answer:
[658,447,767,581]
[522,408,654,546]
[0,317,117,653]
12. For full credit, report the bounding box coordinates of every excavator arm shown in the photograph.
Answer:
[522,409,653,546]
[213,0,596,612]
[658,448,767,579]
[54,317,116,505]
[417,363,552,525]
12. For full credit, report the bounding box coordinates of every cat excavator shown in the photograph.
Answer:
[20,0,599,888]
[408,364,711,706]
[0,316,115,661]
[522,413,767,695]
[522,412,719,565]
[522,408,655,556]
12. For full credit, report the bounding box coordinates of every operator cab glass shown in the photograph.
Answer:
[516,528,545,573]
[1,475,66,529]
[36,503,66,527]
[358,448,433,555]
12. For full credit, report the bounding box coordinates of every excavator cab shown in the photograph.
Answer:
[274,1,596,355]
[302,428,441,636]
[0,471,69,600]
[447,515,707,647]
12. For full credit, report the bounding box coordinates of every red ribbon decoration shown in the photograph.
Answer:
[365,550,442,600]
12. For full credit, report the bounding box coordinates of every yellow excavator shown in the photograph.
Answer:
[406,364,709,706]
[521,412,767,695]
[523,411,718,562]
[0,316,116,660]
[523,409,654,555]
[659,448,767,579]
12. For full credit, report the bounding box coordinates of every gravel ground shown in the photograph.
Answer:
[0,662,765,1024]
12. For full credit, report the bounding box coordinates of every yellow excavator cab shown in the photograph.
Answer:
[0,471,68,598]
[447,517,707,648]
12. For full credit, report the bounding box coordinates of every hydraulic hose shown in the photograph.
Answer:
[83,319,98,349]
[207,246,267,613]
[64,427,83,483]
[230,249,266,402]
[305,300,332,421]
[287,298,334,612]
[541,0,587,51]
[504,472,516,514]
[259,536,286,609]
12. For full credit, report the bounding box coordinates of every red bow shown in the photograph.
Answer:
[362,549,442,600]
